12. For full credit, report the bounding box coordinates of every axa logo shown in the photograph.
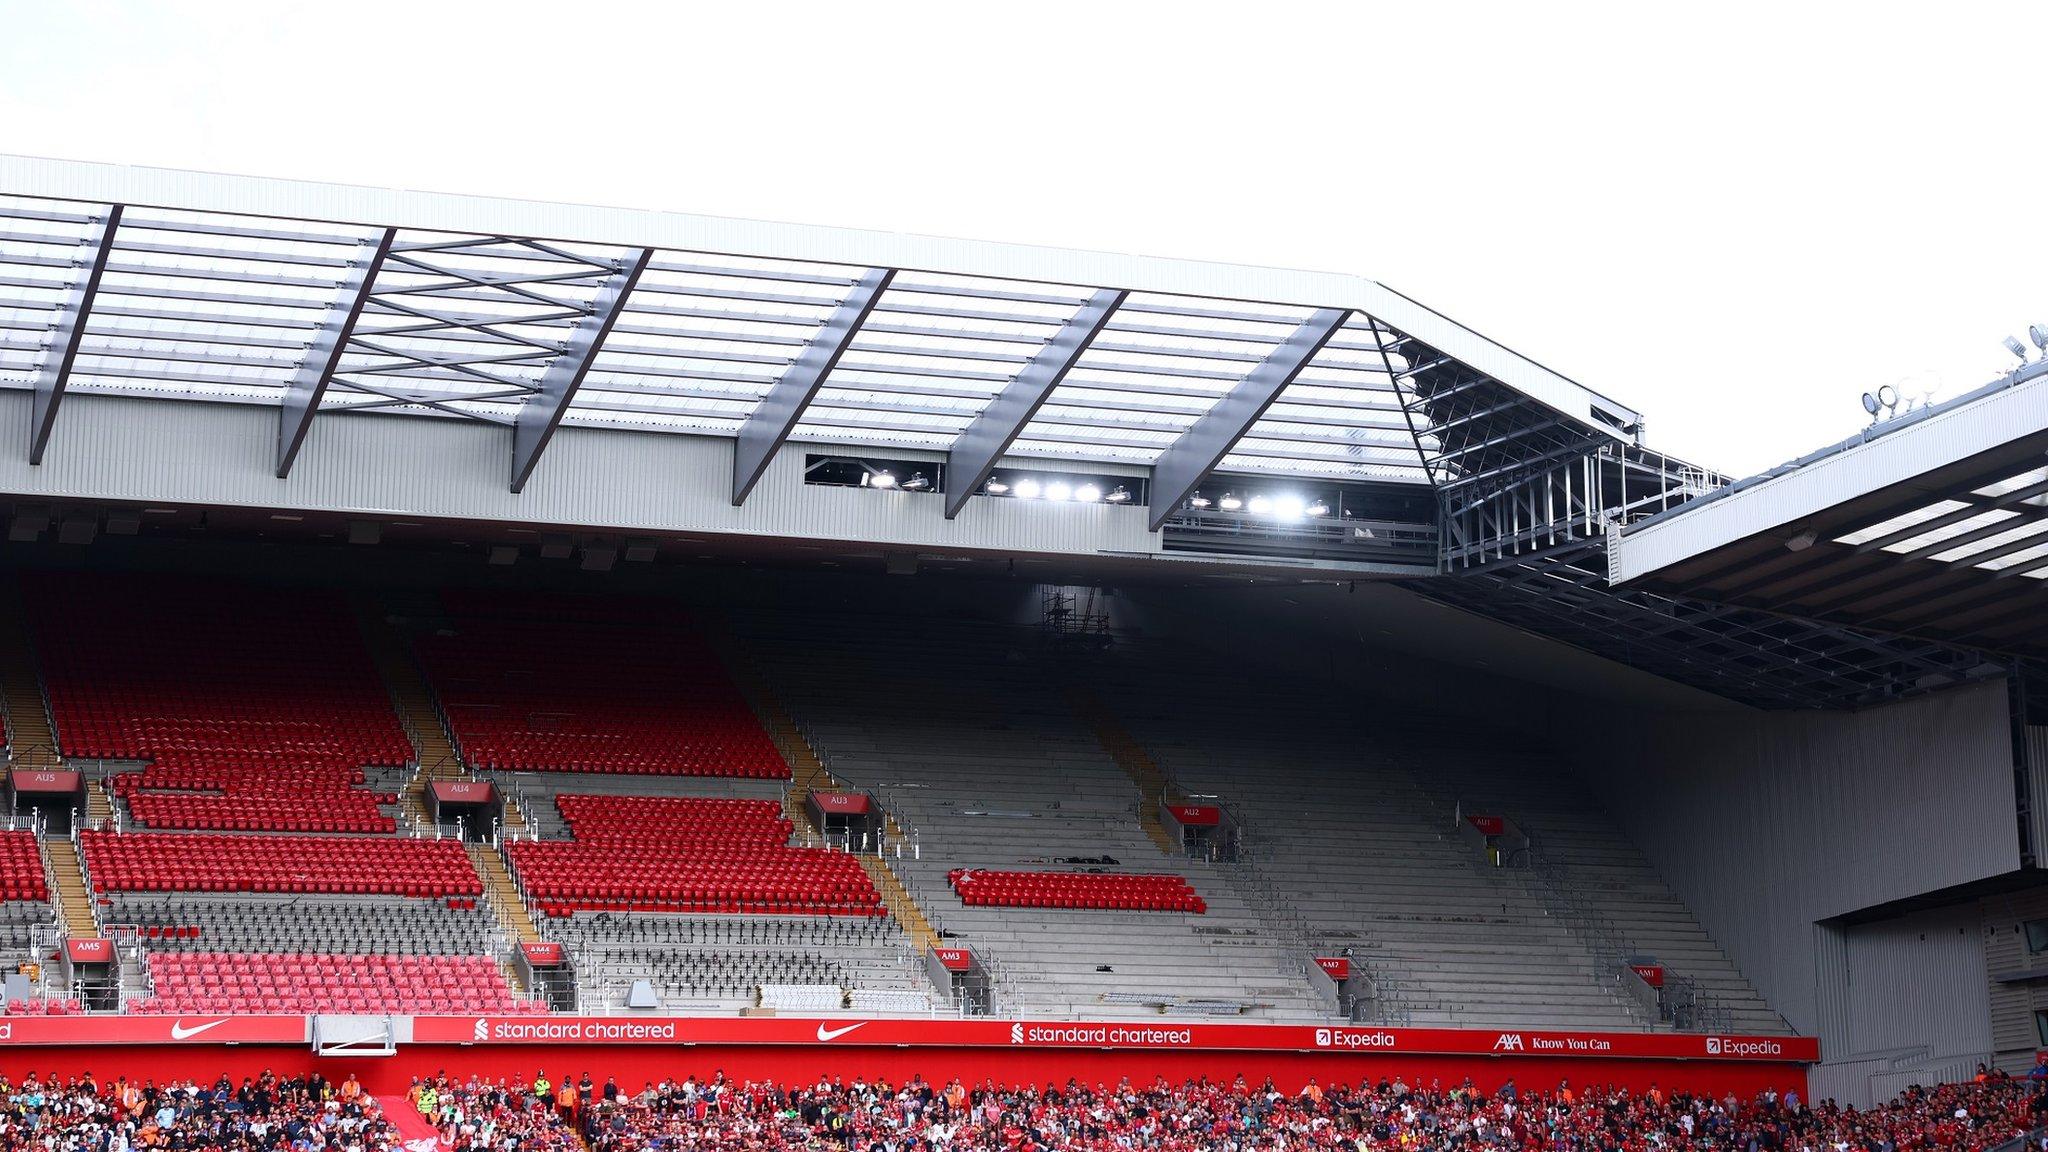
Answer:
[1492,1033,1526,1052]
[474,1018,489,1042]
[170,1019,228,1041]
[1009,1022,1025,1044]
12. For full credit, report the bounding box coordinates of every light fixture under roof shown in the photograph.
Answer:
[1074,484,1102,503]
[1218,493,1243,511]
[901,473,932,492]
[1105,486,1132,504]
[984,479,1009,495]
[2006,335,2030,363]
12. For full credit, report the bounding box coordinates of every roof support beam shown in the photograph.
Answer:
[730,268,894,506]
[29,205,122,465]
[276,228,396,478]
[509,247,654,493]
[1147,309,1349,531]
[944,289,1125,519]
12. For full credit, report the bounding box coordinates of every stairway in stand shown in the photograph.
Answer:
[44,838,96,937]
[357,600,466,827]
[0,583,60,771]
[467,842,539,995]
[715,629,943,952]
[1068,689,1183,856]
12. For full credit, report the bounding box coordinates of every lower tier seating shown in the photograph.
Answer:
[0,832,48,903]
[136,952,536,1015]
[81,832,481,896]
[950,868,1206,912]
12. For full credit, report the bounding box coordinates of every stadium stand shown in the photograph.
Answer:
[25,575,412,833]
[414,594,787,778]
[1086,637,1790,1032]
[728,608,1329,1021]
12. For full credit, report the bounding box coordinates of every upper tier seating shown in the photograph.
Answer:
[415,593,786,778]
[26,576,411,833]
[950,869,1205,912]
[135,952,534,1015]
[505,795,881,916]
[80,832,481,897]
[730,608,1324,1021]
[1087,638,1791,1034]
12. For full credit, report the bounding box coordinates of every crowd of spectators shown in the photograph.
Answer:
[0,1067,2040,1152]
[563,1069,2048,1152]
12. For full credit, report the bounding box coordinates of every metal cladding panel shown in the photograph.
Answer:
[2029,726,2048,868]
[1843,906,1992,1060]
[0,392,1160,558]
[1612,369,2048,583]
[1569,680,2017,1037]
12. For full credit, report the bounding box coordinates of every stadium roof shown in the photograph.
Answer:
[1610,361,2048,656]
[0,155,1641,523]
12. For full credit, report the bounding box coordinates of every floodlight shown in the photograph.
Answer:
[1861,392,1880,416]
[2033,324,2048,352]
[1273,495,1307,524]
[2006,336,2030,363]
[1218,493,1244,511]
[1074,484,1102,503]
[1014,478,1043,499]
[1877,385,1899,411]
[1105,486,1133,504]
[866,470,897,489]
[902,473,932,491]
[1188,494,1212,509]
[1248,496,1273,515]
[985,479,1010,495]
[1305,499,1331,517]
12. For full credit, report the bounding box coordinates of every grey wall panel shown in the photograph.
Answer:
[0,393,1166,559]
[1844,906,1991,1059]
[2028,727,2048,868]
[1573,681,2018,1038]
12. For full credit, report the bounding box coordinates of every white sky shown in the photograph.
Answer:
[1,0,2041,478]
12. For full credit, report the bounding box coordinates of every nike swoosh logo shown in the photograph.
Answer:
[169,1019,228,1040]
[815,1022,867,1042]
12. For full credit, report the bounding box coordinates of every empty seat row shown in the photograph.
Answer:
[138,952,536,1015]
[415,595,788,778]
[81,832,481,897]
[948,869,1206,913]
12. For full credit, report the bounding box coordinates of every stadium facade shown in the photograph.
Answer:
[0,156,2040,1105]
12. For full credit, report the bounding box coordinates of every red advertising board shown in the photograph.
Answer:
[520,942,564,967]
[1630,964,1666,988]
[1167,805,1221,827]
[0,1015,308,1045]
[65,938,113,964]
[409,1016,1818,1063]
[932,948,974,972]
[1314,957,1351,982]
[430,780,495,805]
[12,770,81,795]
[812,793,871,815]
[1466,815,1505,836]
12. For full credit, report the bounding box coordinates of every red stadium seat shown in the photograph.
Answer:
[948,869,1205,913]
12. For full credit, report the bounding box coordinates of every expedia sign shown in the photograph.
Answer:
[1314,1027,1397,1049]
[1707,1037,1783,1057]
